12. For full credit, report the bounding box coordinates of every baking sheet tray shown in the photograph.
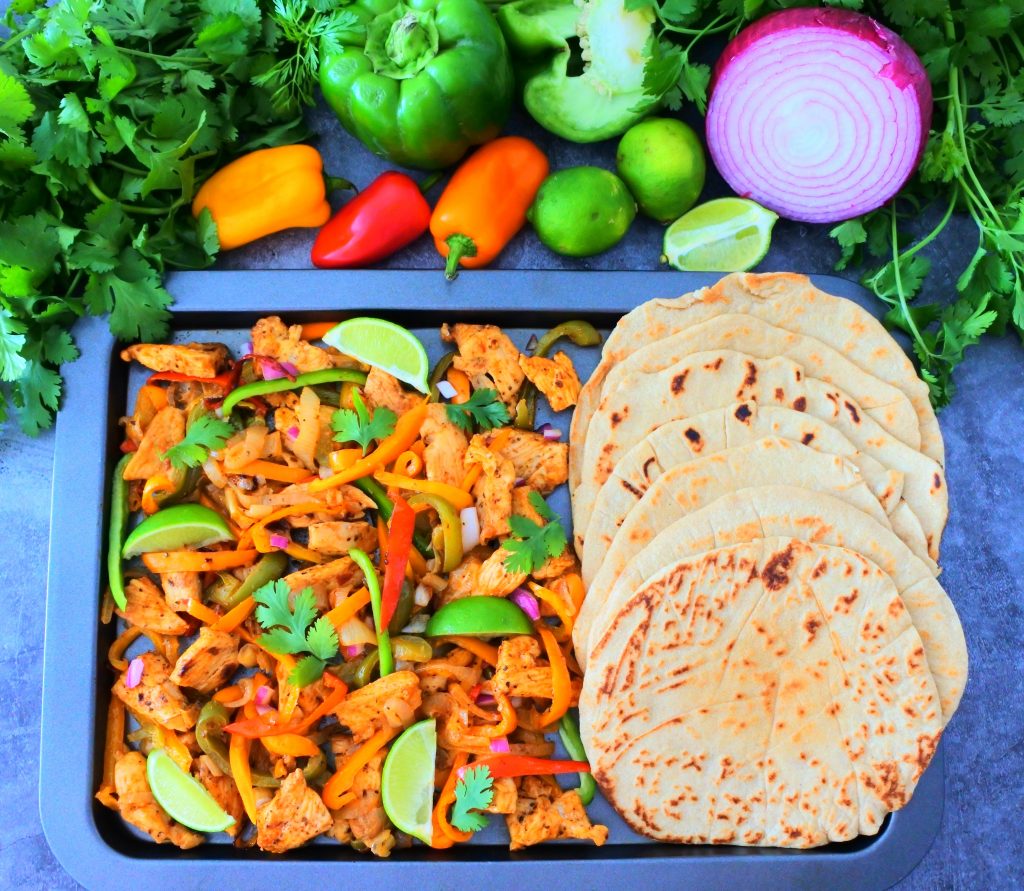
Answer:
[42,269,943,890]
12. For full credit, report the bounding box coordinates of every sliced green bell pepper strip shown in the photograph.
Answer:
[196,701,326,788]
[107,454,132,610]
[515,319,603,428]
[406,492,462,571]
[558,713,596,805]
[349,548,394,677]
[427,349,457,402]
[221,552,290,610]
[387,580,417,635]
[220,368,368,416]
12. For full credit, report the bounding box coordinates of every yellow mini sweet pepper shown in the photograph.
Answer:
[192,144,332,250]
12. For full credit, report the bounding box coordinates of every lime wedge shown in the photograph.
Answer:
[146,748,235,833]
[381,719,436,845]
[425,596,534,639]
[123,503,235,558]
[322,317,430,394]
[663,197,777,272]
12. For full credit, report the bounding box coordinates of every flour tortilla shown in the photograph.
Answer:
[600,313,922,451]
[579,485,966,722]
[574,350,947,562]
[580,400,907,583]
[580,538,944,848]
[576,438,922,660]
[569,273,942,494]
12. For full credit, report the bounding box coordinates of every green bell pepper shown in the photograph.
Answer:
[319,0,515,170]
[496,0,660,143]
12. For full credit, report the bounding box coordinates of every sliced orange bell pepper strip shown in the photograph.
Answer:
[108,627,143,671]
[372,470,474,510]
[237,502,324,551]
[262,732,321,758]
[211,595,257,633]
[536,625,571,727]
[529,582,575,634]
[327,448,363,473]
[445,368,471,404]
[459,464,483,492]
[330,790,357,809]
[459,426,513,491]
[142,549,258,573]
[186,598,222,624]
[136,384,169,412]
[300,321,340,341]
[323,586,371,630]
[432,750,472,845]
[391,449,424,477]
[229,733,258,824]
[140,474,175,515]
[477,691,517,738]
[442,636,498,665]
[235,459,315,484]
[321,724,398,808]
[311,401,428,493]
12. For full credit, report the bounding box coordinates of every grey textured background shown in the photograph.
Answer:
[3,97,1023,891]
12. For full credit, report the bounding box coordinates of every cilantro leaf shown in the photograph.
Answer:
[305,615,340,661]
[161,414,234,471]
[289,654,328,687]
[0,72,34,138]
[451,765,494,833]
[445,388,510,433]
[829,219,867,272]
[331,390,396,454]
[503,493,568,575]
[254,581,320,655]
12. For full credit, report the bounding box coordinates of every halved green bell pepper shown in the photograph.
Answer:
[496,0,660,143]
[320,0,515,170]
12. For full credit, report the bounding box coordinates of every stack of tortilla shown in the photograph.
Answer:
[571,273,967,848]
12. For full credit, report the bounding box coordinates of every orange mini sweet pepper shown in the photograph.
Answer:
[193,145,335,250]
[430,136,549,280]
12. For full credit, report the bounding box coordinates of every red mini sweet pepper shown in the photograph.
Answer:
[311,171,431,268]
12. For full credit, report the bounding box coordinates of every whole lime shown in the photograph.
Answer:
[528,167,636,258]
[616,118,706,223]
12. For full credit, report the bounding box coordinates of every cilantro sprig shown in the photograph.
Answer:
[0,0,308,434]
[162,415,235,471]
[331,391,396,454]
[254,579,340,687]
[503,492,568,575]
[445,388,511,433]
[451,764,494,833]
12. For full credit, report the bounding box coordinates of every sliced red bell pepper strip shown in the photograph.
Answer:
[147,363,240,390]
[224,677,348,738]
[459,754,590,780]
[379,494,414,629]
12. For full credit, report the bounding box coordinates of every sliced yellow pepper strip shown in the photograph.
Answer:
[321,724,398,808]
[373,470,474,510]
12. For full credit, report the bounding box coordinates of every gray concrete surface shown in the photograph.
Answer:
[2,101,1022,891]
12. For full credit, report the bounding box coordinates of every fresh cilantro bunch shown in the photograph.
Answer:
[332,390,396,454]
[451,764,494,832]
[503,491,568,575]
[445,388,511,433]
[0,0,309,434]
[254,579,340,686]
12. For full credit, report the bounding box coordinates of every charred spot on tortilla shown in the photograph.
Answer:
[761,544,796,590]
[642,456,658,480]
[734,404,753,422]
[610,410,625,427]
[670,370,689,394]
[704,357,724,371]
[845,400,861,423]
[932,472,942,491]
[792,395,807,411]
[801,432,815,445]
[620,478,644,498]
[804,614,822,641]
[684,427,701,445]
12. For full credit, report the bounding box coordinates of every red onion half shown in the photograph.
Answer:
[706,8,932,224]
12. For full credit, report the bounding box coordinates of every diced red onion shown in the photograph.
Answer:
[254,685,272,707]
[269,533,290,550]
[287,425,300,440]
[280,361,300,378]
[436,380,457,400]
[489,736,511,753]
[125,656,144,690]
[510,587,540,622]
[536,422,562,441]
[460,507,480,552]
[242,341,253,355]
[706,8,932,224]
[513,477,527,487]
[343,644,364,659]
[475,692,496,706]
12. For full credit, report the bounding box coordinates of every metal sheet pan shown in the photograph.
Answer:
[42,269,943,890]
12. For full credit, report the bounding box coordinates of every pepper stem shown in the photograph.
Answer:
[444,234,477,281]
[324,175,356,194]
